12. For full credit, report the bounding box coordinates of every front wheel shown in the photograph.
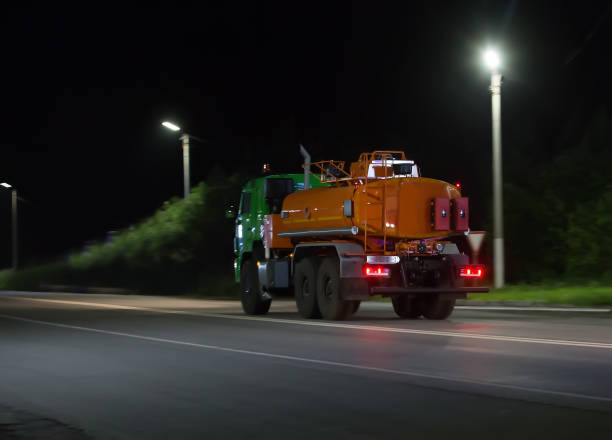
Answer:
[240,259,271,315]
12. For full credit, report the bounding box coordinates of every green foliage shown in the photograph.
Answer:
[565,186,612,281]
[68,175,243,294]
[0,170,244,296]
[502,108,612,282]
[0,263,70,291]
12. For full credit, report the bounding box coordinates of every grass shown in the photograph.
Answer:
[371,284,612,306]
[467,284,612,306]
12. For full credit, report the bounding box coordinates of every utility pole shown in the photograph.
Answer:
[490,71,504,288]
[11,189,17,270]
[181,134,190,199]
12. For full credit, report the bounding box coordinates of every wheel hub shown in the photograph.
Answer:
[324,278,333,299]
[303,279,311,297]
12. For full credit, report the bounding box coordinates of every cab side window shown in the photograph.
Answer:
[239,192,251,215]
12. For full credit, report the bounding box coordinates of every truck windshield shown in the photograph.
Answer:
[239,192,251,215]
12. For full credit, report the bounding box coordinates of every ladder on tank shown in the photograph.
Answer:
[362,155,390,255]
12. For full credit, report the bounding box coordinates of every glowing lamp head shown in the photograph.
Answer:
[483,49,501,71]
[0,182,12,188]
[162,121,181,132]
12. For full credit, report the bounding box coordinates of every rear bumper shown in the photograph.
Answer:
[370,286,489,298]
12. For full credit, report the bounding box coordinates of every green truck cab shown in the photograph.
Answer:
[233,173,324,283]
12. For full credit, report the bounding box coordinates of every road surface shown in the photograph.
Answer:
[1,290,612,439]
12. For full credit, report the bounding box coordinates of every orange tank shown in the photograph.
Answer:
[278,151,466,246]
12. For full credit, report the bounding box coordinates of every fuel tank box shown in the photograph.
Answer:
[264,214,293,249]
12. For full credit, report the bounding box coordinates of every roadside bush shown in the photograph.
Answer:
[0,176,242,296]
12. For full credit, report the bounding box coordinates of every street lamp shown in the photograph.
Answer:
[162,121,191,200]
[483,48,504,289]
[1,182,18,270]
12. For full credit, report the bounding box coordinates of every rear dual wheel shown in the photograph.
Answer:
[391,296,423,319]
[316,257,354,321]
[392,295,455,320]
[294,258,321,319]
[422,297,456,320]
[294,256,356,321]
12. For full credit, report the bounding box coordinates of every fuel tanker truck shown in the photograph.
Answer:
[234,147,488,320]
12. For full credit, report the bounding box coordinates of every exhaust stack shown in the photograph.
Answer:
[299,144,311,190]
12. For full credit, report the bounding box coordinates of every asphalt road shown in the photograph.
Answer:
[1,291,612,439]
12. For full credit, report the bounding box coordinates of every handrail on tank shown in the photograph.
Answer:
[307,160,351,183]
[303,150,409,185]
[352,150,407,181]
[358,150,407,163]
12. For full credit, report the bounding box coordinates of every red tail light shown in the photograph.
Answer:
[459,265,484,278]
[364,265,391,278]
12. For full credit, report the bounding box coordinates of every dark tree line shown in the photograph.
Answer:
[502,108,612,282]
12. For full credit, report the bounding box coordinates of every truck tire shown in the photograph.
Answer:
[240,258,271,315]
[294,258,321,319]
[391,296,423,319]
[422,297,455,320]
[316,257,352,321]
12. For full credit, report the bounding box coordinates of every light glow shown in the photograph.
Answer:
[459,265,484,278]
[0,182,12,188]
[162,121,181,132]
[483,49,501,70]
[364,265,391,278]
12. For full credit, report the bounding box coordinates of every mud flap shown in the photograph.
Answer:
[340,277,370,300]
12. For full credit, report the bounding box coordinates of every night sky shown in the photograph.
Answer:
[1,2,611,268]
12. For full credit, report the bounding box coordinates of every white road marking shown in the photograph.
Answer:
[4,295,612,350]
[456,306,611,313]
[1,312,612,406]
[364,302,611,313]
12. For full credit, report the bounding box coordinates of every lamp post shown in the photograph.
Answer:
[1,182,18,270]
[483,49,504,289]
[162,121,191,199]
